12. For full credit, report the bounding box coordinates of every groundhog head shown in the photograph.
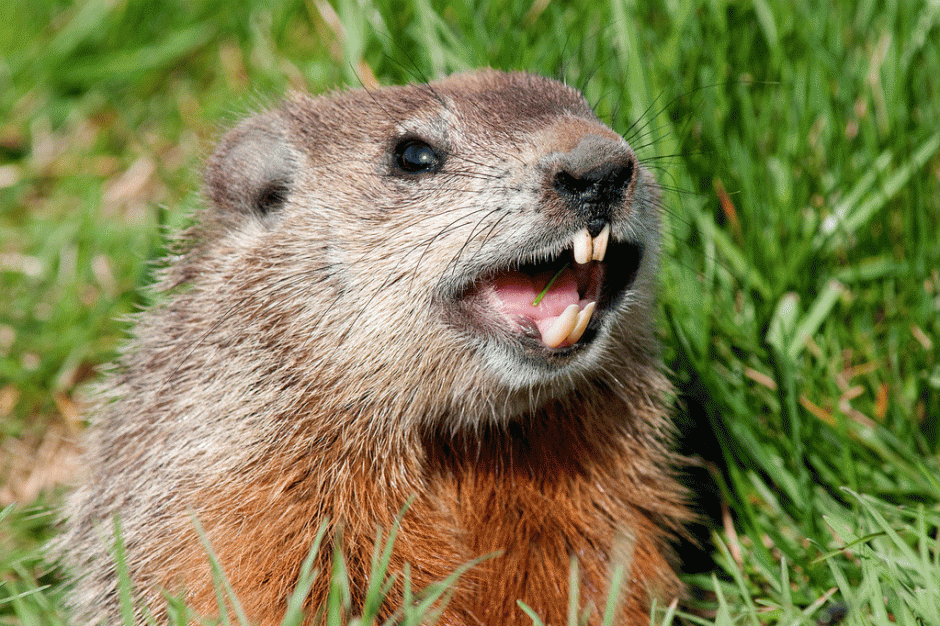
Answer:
[194,70,662,425]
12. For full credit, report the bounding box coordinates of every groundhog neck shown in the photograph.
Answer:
[161,370,682,625]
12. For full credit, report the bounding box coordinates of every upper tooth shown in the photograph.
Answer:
[591,224,610,262]
[573,226,611,265]
[572,228,592,265]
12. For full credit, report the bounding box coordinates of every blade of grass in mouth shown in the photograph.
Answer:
[532,262,570,306]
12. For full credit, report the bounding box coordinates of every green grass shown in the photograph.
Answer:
[1,0,938,623]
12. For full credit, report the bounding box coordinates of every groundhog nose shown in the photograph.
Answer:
[552,134,636,235]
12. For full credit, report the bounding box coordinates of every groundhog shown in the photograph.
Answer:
[58,69,692,625]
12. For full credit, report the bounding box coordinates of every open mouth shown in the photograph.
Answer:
[467,225,643,352]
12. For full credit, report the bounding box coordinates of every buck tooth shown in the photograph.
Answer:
[591,224,610,262]
[573,228,592,265]
[543,304,579,348]
[566,301,596,344]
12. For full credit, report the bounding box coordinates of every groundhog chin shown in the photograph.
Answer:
[445,229,645,386]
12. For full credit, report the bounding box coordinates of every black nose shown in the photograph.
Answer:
[552,135,636,236]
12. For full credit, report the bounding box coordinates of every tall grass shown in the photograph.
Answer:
[1,0,938,623]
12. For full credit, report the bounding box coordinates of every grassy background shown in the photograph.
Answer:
[1,0,939,623]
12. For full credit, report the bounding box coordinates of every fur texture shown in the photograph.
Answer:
[58,70,691,625]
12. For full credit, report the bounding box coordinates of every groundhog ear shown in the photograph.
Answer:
[203,110,295,220]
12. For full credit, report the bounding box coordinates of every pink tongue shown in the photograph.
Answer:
[492,267,580,321]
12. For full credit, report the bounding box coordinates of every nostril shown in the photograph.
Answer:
[553,170,594,196]
[615,158,635,191]
[553,157,636,207]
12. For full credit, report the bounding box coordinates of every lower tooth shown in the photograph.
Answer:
[542,304,579,348]
[566,301,596,344]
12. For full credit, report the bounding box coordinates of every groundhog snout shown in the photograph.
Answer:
[552,134,637,236]
[538,129,638,234]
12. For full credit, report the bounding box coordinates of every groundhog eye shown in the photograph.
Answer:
[395,140,441,173]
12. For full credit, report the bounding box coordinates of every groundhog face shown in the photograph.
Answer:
[200,70,661,415]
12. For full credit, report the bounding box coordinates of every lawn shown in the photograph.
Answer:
[1,0,938,624]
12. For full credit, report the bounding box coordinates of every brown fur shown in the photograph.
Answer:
[58,70,691,625]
